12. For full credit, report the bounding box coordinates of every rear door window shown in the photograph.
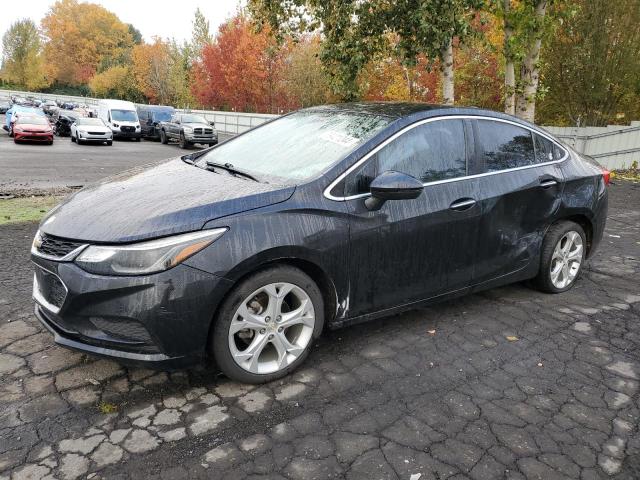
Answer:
[476,120,536,172]
[346,119,467,195]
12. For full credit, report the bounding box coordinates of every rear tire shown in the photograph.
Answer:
[534,221,587,293]
[211,266,324,384]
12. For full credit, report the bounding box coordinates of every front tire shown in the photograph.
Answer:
[106,140,112,146]
[534,221,587,293]
[212,266,324,384]
[179,132,189,149]
[71,133,76,142]
[160,130,168,144]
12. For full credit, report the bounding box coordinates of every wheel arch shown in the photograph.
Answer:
[205,250,339,353]
[554,214,594,256]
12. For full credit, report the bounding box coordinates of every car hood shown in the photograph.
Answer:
[183,122,212,129]
[77,125,110,132]
[40,158,296,243]
[17,123,51,130]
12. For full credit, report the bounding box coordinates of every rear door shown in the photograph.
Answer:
[471,118,566,285]
[344,118,482,317]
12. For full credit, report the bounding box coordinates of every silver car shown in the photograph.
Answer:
[70,118,113,145]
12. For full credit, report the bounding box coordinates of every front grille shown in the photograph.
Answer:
[120,126,135,133]
[204,128,213,134]
[90,317,152,343]
[193,128,203,135]
[37,233,84,258]
[88,131,105,135]
[36,269,67,308]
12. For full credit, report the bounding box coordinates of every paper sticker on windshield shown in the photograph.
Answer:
[320,130,359,147]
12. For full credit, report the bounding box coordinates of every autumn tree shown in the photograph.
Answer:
[192,14,289,113]
[41,0,133,85]
[131,38,193,106]
[89,65,141,100]
[0,19,48,90]
[538,0,640,126]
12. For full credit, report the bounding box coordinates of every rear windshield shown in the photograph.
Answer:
[198,110,392,181]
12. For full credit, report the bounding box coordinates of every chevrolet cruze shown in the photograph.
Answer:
[31,103,609,383]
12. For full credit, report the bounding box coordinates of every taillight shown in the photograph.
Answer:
[602,169,611,186]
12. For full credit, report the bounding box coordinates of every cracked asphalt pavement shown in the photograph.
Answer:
[1,181,639,480]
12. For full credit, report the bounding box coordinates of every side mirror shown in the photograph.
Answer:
[209,121,215,127]
[364,170,424,211]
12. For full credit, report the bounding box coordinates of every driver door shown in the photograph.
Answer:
[344,118,482,317]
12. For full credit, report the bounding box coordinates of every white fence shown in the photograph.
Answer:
[544,122,640,170]
[2,88,638,169]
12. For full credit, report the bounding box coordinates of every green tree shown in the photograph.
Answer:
[1,19,48,90]
[495,0,569,120]
[538,0,640,126]
[191,8,213,59]
[128,24,143,45]
[249,0,482,102]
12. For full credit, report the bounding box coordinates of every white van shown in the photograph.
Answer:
[97,99,141,141]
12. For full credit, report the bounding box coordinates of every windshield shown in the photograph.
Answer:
[78,118,105,126]
[153,111,173,122]
[181,114,207,124]
[111,109,137,122]
[197,110,392,181]
[18,116,48,125]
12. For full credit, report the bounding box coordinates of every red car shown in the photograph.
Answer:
[13,116,54,144]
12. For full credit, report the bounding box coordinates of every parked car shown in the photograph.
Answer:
[97,99,141,141]
[159,113,217,148]
[0,100,10,114]
[42,100,58,115]
[137,105,175,140]
[30,103,609,383]
[5,105,47,136]
[70,117,113,145]
[13,115,53,144]
[52,110,82,137]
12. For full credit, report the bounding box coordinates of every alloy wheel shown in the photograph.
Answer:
[228,282,315,375]
[549,230,583,289]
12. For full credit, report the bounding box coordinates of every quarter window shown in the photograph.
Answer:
[476,120,536,171]
[346,119,467,195]
[533,133,557,163]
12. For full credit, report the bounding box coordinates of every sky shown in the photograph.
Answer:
[1,0,245,56]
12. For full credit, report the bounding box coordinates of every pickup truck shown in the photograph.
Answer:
[159,113,218,149]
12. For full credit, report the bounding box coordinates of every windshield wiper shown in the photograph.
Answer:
[205,161,260,182]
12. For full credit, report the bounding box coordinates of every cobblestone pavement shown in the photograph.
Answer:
[1,181,639,480]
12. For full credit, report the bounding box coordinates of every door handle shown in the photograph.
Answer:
[539,179,558,188]
[449,198,476,211]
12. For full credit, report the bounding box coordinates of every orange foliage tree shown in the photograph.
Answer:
[192,14,291,113]
[41,0,133,85]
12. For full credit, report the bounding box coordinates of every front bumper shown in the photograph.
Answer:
[112,129,141,139]
[15,131,53,142]
[31,254,233,368]
[184,133,218,144]
[77,132,112,142]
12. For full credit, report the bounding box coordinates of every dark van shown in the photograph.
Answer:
[137,105,175,140]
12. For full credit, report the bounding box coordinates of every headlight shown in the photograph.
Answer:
[113,122,119,127]
[75,229,227,276]
[183,126,193,133]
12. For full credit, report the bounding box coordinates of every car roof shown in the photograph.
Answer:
[303,102,457,118]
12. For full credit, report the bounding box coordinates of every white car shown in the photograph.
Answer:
[71,118,113,145]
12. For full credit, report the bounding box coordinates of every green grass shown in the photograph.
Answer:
[0,196,63,225]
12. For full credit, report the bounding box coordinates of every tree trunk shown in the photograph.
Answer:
[503,0,516,115]
[516,0,547,122]
[441,37,454,105]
